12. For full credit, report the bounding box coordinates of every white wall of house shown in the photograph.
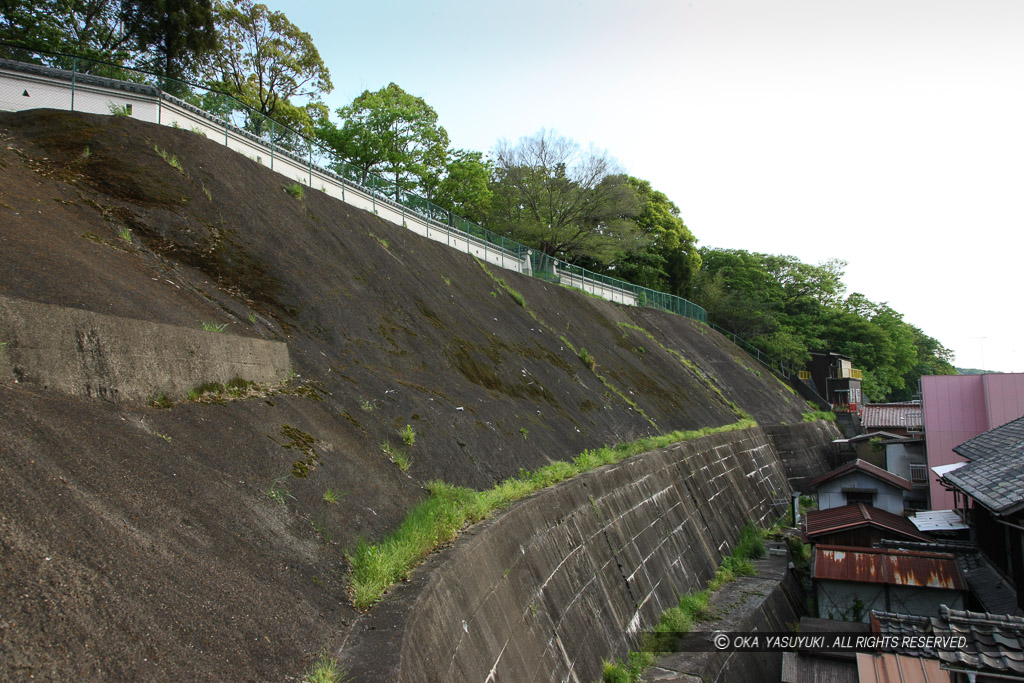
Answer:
[816,472,905,514]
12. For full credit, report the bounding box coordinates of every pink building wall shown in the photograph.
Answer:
[922,373,1024,509]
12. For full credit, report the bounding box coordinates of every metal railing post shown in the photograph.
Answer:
[70,58,77,111]
[269,119,275,170]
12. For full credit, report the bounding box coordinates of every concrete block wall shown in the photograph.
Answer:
[0,295,290,403]
[344,427,797,682]
[763,421,842,493]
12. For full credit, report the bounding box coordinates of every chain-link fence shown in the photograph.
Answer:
[1,44,800,379]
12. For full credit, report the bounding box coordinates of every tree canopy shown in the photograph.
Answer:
[488,130,643,264]
[206,0,331,135]
[694,248,956,400]
[0,0,216,79]
[318,82,449,196]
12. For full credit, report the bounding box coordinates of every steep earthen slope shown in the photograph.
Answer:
[0,109,809,680]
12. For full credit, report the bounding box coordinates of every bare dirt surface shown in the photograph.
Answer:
[0,109,808,680]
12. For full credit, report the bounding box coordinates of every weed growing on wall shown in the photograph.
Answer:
[303,649,346,683]
[601,521,766,682]
[401,424,416,447]
[802,410,836,422]
[153,144,183,172]
[285,182,305,199]
[346,418,757,609]
[323,488,348,505]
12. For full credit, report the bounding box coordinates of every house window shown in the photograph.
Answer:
[909,463,928,485]
[845,491,875,506]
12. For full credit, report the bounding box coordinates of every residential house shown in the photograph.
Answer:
[805,352,864,412]
[809,459,913,515]
[937,415,1024,612]
[861,401,923,437]
[883,436,930,510]
[921,373,1024,509]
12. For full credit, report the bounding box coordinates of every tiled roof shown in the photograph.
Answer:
[953,414,1024,461]
[813,545,965,590]
[943,416,1024,514]
[861,402,923,430]
[808,459,913,492]
[870,605,1024,677]
[805,504,932,543]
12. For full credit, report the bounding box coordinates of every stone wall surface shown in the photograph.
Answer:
[0,295,290,402]
[343,426,832,682]
[764,421,842,493]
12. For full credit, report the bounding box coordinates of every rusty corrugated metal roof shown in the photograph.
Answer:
[813,545,966,590]
[805,504,932,543]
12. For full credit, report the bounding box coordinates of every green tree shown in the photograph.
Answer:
[488,129,643,264]
[1,0,215,81]
[207,0,331,136]
[1,0,135,66]
[423,148,492,224]
[318,82,449,197]
[615,177,700,296]
[134,0,216,84]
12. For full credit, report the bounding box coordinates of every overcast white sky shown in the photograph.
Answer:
[270,0,1023,373]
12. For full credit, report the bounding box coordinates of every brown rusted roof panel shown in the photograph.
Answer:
[814,545,966,590]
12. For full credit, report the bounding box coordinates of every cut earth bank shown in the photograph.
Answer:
[0,108,835,680]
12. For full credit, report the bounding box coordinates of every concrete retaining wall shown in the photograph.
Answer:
[643,543,809,682]
[343,427,798,682]
[764,421,842,493]
[0,295,290,403]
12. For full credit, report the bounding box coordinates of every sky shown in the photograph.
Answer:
[267,0,1023,373]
